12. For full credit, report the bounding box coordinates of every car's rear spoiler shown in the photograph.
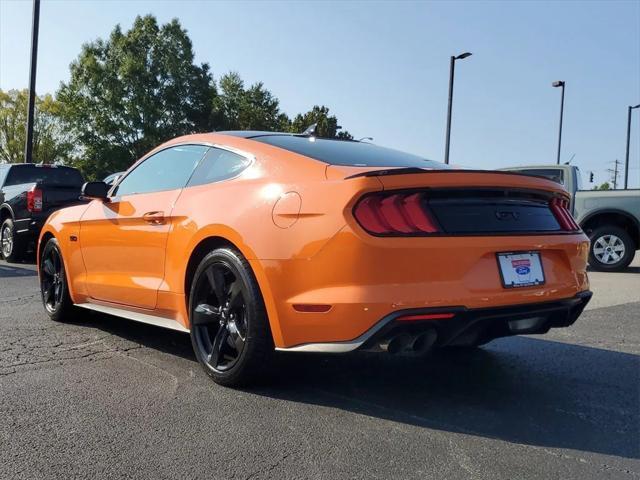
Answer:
[344,167,550,180]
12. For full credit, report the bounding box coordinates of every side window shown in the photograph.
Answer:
[113,145,208,196]
[0,167,7,187]
[187,147,251,187]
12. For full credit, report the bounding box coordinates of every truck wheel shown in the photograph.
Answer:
[1,218,26,263]
[588,225,635,272]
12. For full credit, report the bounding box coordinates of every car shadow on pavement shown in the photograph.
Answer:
[258,338,640,461]
[587,265,640,274]
[77,311,195,358]
[80,313,639,461]
[0,263,38,278]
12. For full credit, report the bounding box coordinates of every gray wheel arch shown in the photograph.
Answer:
[0,204,14,222]
[580,208,640,249]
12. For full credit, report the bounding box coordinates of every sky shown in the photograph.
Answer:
[1,0,639,187]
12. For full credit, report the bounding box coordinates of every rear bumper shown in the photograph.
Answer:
[277,291,592,352]
[260,229,590,348]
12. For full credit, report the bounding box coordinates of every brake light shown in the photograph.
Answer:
[550,197,579,231]
[27,186,43,213]
[354,192,440,235]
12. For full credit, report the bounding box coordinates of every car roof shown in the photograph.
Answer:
[1,163,70,169]
[217,131,297,139]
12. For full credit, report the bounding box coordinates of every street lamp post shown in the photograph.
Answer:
[552,80,565,165]
[624,104,640,190]
[24,0,41,163]
[444,52,472,165]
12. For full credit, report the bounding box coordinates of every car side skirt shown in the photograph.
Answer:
[75,302,190,333]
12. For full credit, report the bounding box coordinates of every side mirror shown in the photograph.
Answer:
[81,181,110,201]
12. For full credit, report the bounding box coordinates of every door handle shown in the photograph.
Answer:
[142,211,165,225]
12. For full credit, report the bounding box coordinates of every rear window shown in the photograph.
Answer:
[252,135,445,169]
[514,168,564,185]
[4,166,84,187]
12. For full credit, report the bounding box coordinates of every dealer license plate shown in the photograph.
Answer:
[496,252,545,289]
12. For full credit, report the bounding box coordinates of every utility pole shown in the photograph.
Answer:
[607,159,622,190]
[552,81,566,165]
[444,52,472,164]
[24,0,41,163]
[624,104,640,189]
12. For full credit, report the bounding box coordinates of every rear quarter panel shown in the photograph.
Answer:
[161,135,384,342]
[163,135,384,278]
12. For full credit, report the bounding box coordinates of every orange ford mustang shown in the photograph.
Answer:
[38,131,592,386]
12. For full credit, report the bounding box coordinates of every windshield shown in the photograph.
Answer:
[3,166,84,187]
[252,135,445,169]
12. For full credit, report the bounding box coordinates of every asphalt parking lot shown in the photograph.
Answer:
[1,258,639,479]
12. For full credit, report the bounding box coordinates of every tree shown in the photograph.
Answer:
[57,15,351,178]
[212,75,351,139]
[287,105,352,139]
[0,89,72,164]
[212,72,289,131]
[593,182,611,191]
[57,15,214,179]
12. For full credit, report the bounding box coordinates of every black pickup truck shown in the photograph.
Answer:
[0,164,85,262]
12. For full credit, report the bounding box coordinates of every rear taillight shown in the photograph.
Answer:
[27,186,43,213]
[353,192,441,235]
[550,197,579,231]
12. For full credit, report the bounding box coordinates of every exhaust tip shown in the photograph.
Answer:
[386,333,414,354]
[412,329,438,354]
[380,329,438,355]
[508,316,545,334]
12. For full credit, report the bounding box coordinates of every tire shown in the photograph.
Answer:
[189,247,273,387]
[588,225,635,272]
[39,237,78,321]
[1,218,26,262]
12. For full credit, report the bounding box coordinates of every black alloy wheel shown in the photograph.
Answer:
[39,237,76,321]
[189,248,272,386]
[192,262,248,372]
[41,243,64,314]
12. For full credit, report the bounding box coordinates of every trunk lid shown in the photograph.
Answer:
[38,183,84,214]
[344,168,577,236]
